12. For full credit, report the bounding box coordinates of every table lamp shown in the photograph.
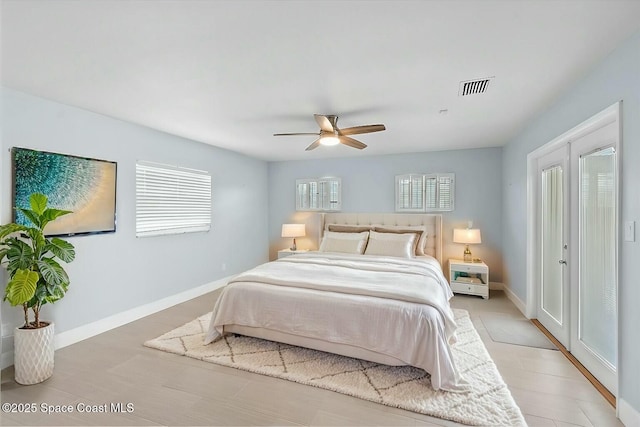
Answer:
[281,223,306,251]
[453,225,481,262]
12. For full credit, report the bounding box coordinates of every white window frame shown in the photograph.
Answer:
[395,173,455,212]
[296,177,342,212]
[136,160,212,237]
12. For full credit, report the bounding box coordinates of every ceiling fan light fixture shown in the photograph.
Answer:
[274,114,385,151]
[319,136,340,146]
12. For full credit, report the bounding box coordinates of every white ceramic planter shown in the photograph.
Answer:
[14,322,55,385]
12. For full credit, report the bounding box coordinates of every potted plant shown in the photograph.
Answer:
[0,193,75,384]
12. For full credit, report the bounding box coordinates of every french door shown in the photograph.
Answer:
[535,107,619,396]
[538,146,570,347]
[569,121,618,394]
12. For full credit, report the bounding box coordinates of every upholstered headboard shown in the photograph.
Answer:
[319,213,443,265]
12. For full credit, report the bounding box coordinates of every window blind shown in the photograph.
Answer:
[136,161,211,237]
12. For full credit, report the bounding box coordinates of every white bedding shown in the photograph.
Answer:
[204,252,467,391]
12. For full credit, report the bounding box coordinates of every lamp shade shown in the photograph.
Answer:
[281,223,306,238]
[453,228,481,244]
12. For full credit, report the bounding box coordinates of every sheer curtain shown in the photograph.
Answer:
[579,147,617,368]
[541,165,563,323]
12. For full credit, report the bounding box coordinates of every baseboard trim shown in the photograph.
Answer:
[1,352,13,371]
[619,398,640,426]
[1,276,230,370]
[489,281,503,291]
[502,285,527,317]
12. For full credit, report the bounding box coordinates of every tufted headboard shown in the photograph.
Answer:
[319,213,443,265]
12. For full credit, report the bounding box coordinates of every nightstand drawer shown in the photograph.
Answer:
[451,281,486,295]
[450,264,486,274]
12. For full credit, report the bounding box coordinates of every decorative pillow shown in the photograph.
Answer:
[364,231,416,258]
[327,224,372,233]
[319,231,369,254]
[373,226,428,256]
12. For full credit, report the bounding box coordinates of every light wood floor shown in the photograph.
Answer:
[0,290,620,426]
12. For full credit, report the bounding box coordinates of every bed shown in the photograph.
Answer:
[204,213,466,392]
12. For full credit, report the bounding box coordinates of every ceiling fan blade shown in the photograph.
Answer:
[305,139,322,151]
[339,124,386,136]
[339,136,367,150]
[314,114,336,132]
[273,132,320,136]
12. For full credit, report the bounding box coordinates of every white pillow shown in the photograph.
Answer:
[373,225,428,256]
[364,231,417,258]
[319,231,369,254]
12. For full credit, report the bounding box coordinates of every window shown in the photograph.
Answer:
[296,178,341,211]
[395,173,454,212]
[426,173,455,211]
[136,161,211,237]
[395,174,424,212]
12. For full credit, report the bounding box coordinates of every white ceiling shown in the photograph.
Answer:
[2,1,640,161]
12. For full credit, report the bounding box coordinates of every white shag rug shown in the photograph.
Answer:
[144,309,526,426]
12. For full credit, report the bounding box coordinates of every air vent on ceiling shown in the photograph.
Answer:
[459,77,494,96]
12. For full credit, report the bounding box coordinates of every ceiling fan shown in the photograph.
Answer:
[273,114,386,151]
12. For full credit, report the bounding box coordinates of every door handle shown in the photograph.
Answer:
[559,260,567,265]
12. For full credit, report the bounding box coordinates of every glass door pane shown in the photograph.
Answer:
[541,165,563,324]
[579,147,616,368]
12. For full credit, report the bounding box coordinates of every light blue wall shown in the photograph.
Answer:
[3,27,637,415]
[0,88,269,342]
[268,147,504,282]
[502,31,640,413]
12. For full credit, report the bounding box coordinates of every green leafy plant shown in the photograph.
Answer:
[0,193,75,328]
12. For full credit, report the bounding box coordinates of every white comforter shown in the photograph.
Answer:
[204,252,466,391]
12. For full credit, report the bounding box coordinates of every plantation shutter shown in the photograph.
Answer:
[309,181,319,209]
[318,179,341,211]
[437,174,454,210]
[424,176,437,210]
[397,176,411,210]
[397,173,454,212]
[395,174,424,211]
[136,161,211,237]
[425,173,454,212]
[296,182,310,210]
[295,178,341,211]
[410,175,424,210]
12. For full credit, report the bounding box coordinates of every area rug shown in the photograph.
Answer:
[481,314,557,350]
[145,309,525,426]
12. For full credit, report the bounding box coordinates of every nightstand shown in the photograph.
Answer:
[277,249,309,259]
[448,259,489,299]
